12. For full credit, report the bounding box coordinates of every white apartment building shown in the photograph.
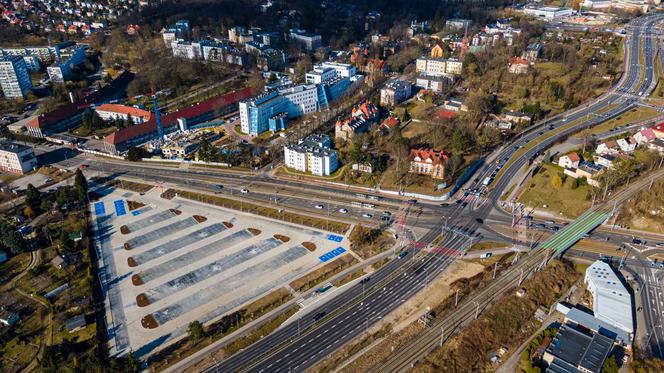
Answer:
[171,40,204,60]
[522,5,575,20]
[416,57,463,77]
[445,58,463,75]
[306,66,337,84]
[0,141,38,174]
[0,55,32,99]
[284,133,338,176]
[289,29,322,51]
[380,80,412,106]
[320,61,356,77]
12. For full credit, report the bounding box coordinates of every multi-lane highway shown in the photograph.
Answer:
[187,13,664,373]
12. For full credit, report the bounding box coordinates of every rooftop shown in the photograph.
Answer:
[0,140,32,154]
[545,323,613,373]
[95,104,152,119]
[585,261,633,333]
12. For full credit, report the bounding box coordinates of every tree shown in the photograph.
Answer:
[74,169,88,202]
[127,147,149,162]
[188,320,204,342]
[0,220,28,254]
[247,72,265,91]
[451,128,472,153]
[294,55,313,82]
[23,206,34,219]
[551,173,563,189]
[602,355,619,373]
[25,183,40,211]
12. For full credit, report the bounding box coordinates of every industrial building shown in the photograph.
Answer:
[584,260,634,336]
[543,324,613,373]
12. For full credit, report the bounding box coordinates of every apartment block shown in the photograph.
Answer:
[0,55,32,99]
[0,141,38,174]
[284,133,338,176]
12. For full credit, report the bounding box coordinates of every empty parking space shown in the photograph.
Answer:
[124,210,174,233]
[125,218,198,249]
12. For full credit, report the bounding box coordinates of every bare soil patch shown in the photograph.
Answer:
[136,293,150,307]
[169,208,182,215]
[223,221,234,228]
[127,200,145,211]
[127,257,138,267]
[120,225,130,234]
[141,314,158,329]
[274,234,290,243]
[193,215,207,223]
[131,274,144,286]
[248,228,261,236]
[302,242,316,252]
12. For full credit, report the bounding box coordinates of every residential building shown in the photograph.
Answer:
[558,152,580,169]
[351,162,374,173]
[289,29,322,51]
[576,162,602,187]
[416,57,447,76]
[584,261,634,335]
[408,20,430,37]
[409,148,449,179]
[504,111,532,124]
[649,138,664,153]
[416,74,448,93]
[633,128,657,145]
[523,43,542,62]
[430,44,446,58]
[380,116,400,132]
[306,66,337,84]
[0,55,32,99]
[595,153,619,168]
[0,309,19,327]
[104,88,256,154]
[522,5,575,20]
[443,97,468,112]
[284,133,338,176]
[47,45,87,82]
[446,19,471,30]
[543,324,613,373]
[0,141,37,175]
[380,80,412,106]
[250,44,287,71]
[65,314,87,333]
[171,40,204,60]
[445,58,463,75]
[51,255,67,269]
[202,44,248,66]
[335,101,379,140]
[319,61,356,77]
[95,104,151,123]
[617,138,636,153]
[508,57,530,74]
[652,123,664,138]
[595,140,620,155]
[21,55,40,71]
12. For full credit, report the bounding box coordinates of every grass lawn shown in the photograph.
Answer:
[0,302,46,369]
[517,163,592,219]
[468,241,510,252]
[0,252,31,285]
[575,106,661,137]
[290,255,358,292]
[380,167,447,196]
[402,99,433,120]
[0,172,21,183]
[275,164,346,182]
[401,120,436,139]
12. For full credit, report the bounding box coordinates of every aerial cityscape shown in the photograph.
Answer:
[1,0,664,372]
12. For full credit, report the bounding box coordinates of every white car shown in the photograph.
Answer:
[362,213,373,219]
[338,208,348,214]
[314,204,324,209]
[240,189,249,194]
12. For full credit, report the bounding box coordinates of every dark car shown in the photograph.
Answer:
[360,277,371,284]
[475,218,484,224]
[313,311,326,321]
[632,238,643,245]
[398,251,409,259]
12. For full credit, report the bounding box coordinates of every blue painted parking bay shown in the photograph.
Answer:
[319,247,346,262]
[114,200,127,216]
[327,234,343,243]
[94,202,106,216]
[131,210,141,216]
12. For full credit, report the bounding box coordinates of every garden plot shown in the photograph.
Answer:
[92,187,349,357]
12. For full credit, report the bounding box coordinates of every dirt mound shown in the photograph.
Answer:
[120,225,130,234]
[169,209,182,215]
[128,257,138,267]
[141,314,158,329]
[131,274,144,286]
[223,221,234,228]
[248,228,262,236]
[193,215,207,223]
[302,242,316,252]
[136,293,150,307]
[274,234,291,242]
[124,243,131,250]
[127,200,145,211]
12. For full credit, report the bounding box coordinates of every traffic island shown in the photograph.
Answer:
[127,200,145,211]
[193,215,207,223]
[141,314,158,329]
[136,293,150,307]
[123,243,131,250]
[223,221,234,228]
[248,228,262,236]
[127,257,138,267]
[274,234,290,243]
[169,208,182,215]
[132,274,144,286]
[120,225,130,234]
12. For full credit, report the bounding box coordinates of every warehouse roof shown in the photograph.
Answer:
[584,261,633,333]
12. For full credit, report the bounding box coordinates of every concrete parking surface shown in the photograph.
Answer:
[91,183,351,358]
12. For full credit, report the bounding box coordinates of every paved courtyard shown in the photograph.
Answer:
[91,184,350,357]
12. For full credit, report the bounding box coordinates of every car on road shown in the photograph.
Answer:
[632,238,644,245]
[360,277,370,284]
[338,208,348,214]
[657,243,664,248]
[362,213,373,219]
[79,164,89,169]
[240,188,249,194]
[398,251,409,259]
[480,252,492,259]
[313,311,326,321]
[314,204,324,209]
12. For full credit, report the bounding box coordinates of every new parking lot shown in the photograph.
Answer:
[91,183,352,357]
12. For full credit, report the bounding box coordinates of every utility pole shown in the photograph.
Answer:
[439,326,445,347]
[474,301,480,319]
[492,262,498,279]
[518,268,524,285]
[455,289,460,306]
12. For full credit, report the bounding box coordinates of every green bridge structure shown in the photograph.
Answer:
[540,210,610,254]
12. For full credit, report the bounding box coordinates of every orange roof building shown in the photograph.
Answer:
[409,148,449,180]
[95,104,152,123]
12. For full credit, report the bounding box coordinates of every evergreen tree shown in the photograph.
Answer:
[74,169,88,203]
[25,183,40,211]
